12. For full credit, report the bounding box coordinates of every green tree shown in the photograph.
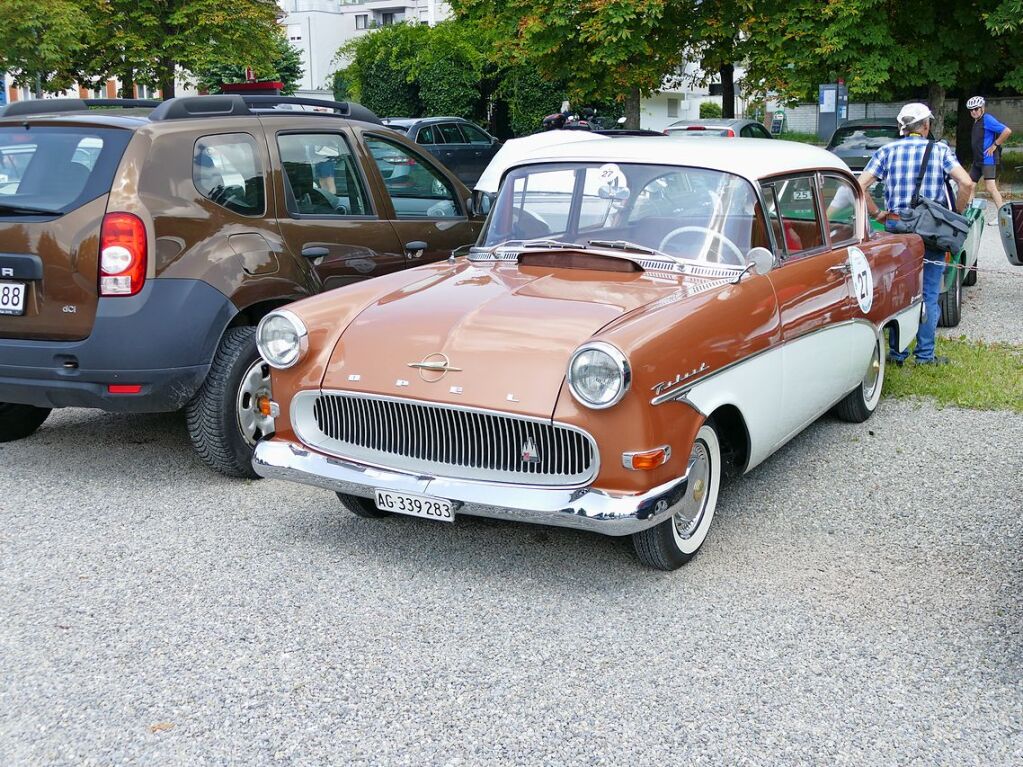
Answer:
[409,20,489,117]
[700,100,723,118]
[450,0,698,128]
[339,23,427,116]
[194,32,304,96]
[0,0,90,96]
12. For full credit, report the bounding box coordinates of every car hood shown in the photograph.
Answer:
[320,258,688,417]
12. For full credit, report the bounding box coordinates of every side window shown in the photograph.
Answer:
[821,174,860,244]
[276,133,371,217]
[740,125,754,138]
[767,175,824,255]
[438,123,465,144]
[460,124,493,145]
[193,134,265,216]
[365,136,461,219]
[416,125,438,145]
[751,124,772,140]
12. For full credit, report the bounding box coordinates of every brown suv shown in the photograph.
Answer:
[0,95,483,476]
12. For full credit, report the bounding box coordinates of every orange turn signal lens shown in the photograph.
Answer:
[257,396,279,418]
[622,446,672,471]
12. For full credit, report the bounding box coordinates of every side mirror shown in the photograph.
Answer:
[471,190,494,217]
[747,246,775,275]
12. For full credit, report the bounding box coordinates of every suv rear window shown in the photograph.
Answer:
[193,134,265,216]
[0,126,132,215]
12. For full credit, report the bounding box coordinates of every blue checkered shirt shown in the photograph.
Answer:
[863,136,958,214]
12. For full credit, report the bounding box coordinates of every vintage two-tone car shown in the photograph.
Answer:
[251,138,924,570]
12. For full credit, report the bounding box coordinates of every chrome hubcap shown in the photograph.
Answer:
[863,341,881,401]
[674,441,711,540]
[236,359,273,447]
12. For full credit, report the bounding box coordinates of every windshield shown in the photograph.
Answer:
[828,126,899,150]
[0,127,131,214]
[480,162,768,265]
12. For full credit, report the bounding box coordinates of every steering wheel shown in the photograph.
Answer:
[658,226,745,265]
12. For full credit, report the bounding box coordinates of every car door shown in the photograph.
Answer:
[458,123,499,185]
[360,131,483,265]
[270,130,407,291]
[760,173,871,443]
[999,201,1023,266]
[435,122,472,182]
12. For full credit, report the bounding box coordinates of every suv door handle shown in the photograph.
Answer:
[302,246,329,258]
[405,241,428,259]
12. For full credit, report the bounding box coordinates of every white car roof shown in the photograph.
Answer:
[496,136,852,187]
[475,131,606,193]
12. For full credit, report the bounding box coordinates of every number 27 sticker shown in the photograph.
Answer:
[846,246,873,313]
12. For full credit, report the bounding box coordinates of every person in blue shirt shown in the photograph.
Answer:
[858,102,975,367]
[966,96,1012,217]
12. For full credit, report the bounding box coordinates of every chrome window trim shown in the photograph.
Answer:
[291,390,600,488]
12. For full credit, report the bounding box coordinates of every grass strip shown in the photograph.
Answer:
[883,337,1023,412]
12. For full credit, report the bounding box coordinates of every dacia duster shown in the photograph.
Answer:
[0,95,483,476]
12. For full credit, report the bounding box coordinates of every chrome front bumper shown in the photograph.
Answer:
[252,439,690,536]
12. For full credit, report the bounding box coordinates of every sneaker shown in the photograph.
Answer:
[886,354,905,367]
[915,355,950,366]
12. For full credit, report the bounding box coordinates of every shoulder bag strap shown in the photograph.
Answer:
[911,140,934,206]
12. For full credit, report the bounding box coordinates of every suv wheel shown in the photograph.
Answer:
[0,403,51,442]
[186,326,273,478]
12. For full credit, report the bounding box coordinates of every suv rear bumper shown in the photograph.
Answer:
[0,279,236,412]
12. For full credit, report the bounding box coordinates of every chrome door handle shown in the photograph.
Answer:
[828,263,852,274]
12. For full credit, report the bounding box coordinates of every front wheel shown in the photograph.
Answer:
[186,327,273,478]
[632,424,722,571]
[937,266,962,327]
[833,332,885,423]
[0,402,51,442]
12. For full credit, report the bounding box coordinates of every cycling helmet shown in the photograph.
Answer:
[966,96,985,110]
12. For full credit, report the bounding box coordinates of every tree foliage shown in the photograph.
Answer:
[340,23,427,117]
[194,32,304,95]
[0,0,91,94]
[449,0,698,126]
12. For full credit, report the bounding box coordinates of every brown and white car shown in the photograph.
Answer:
[251,138,924,569]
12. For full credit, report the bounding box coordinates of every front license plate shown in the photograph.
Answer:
[374,489,454,522]
[0,281,26,316]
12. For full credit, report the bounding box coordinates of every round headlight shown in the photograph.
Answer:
[256,310,308,369]
[568,342,631,409]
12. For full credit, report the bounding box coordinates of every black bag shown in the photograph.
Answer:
[888,141,970,253]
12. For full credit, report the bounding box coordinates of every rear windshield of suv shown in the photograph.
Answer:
[0,126,132,215]
[828,126,899,150]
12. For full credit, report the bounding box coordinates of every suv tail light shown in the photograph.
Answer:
[100,213,147,296]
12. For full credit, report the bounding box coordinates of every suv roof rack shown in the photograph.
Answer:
[0,98,161,118]
[148,95,382,125]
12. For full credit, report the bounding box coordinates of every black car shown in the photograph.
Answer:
[381,116,501,187]
[826,119,900,172]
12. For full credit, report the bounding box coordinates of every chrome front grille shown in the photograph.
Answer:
[291,391,598,486]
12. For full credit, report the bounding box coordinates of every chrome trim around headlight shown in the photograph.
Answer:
[567,341,631,410]
[256,309,308,370]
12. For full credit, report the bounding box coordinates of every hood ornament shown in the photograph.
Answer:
[408,352,462,382]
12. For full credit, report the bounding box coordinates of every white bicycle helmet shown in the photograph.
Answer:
[966,96,985,110]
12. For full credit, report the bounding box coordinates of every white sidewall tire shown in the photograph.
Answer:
[671,424,722,556]
[862,332,885,413]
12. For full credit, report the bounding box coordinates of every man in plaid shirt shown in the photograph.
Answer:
[857,103,975,366]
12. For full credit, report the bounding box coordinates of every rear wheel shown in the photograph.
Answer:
[962,261,978,287]
[186,327,272,478]
[938,265,962,327]
[632,424,721,571]
[0,403,51,442]
[337,492,391,518]
[833,332,885,423]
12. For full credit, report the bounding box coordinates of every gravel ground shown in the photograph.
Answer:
[2,234,1021,766]
[939,211,1023,345]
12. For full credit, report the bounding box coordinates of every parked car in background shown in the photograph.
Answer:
[0,95,483,476]
[382,116,501,187]
[252,137,924,570]
[825,119,900,172]
[664,118,773,139]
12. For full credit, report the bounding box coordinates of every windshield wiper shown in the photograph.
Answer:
[0,203,64,216]
[472,238,584,253]
[587,239,669,257]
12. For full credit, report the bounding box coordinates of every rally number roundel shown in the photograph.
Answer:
[847,247,873,314]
